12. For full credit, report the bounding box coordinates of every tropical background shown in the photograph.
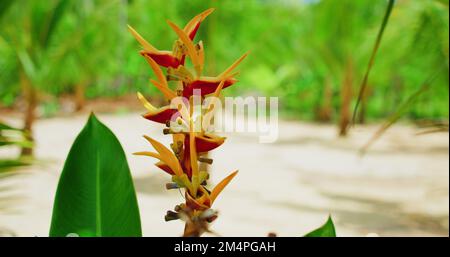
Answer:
[0,0,448,236]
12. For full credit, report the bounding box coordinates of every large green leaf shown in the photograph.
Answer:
[304,216,336,237]
[49,114,142,237]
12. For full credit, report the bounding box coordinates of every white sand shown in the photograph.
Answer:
[0,112,448,236]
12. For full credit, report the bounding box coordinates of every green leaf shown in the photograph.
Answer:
[304,216,336,237]
[0,159,31,172]
[17,50,37,81]
[49,114,142,237]
[0,122,33,148]
[352,0,395,124]
[39,0,71,48]
[0,122,20,131]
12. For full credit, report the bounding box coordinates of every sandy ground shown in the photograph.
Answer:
[0,112,448,237]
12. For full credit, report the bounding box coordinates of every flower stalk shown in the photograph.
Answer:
[129,8,247,237]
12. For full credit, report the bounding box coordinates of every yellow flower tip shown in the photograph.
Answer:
[149,79,177,100]
[206,80,226,113]
[210,170,239,204]
[166,19,175,28]
[137,92,157,112]
[127,25,157,52]
[143,135,164,150]
[212,80,226,98]
[142,135,183,177]
[126,24,134,33]
[143,55,167,85]
[228,170,239,179]
[200,8,215,20]
[133,151,161,161]
[143,135,157,145]
[167,20,201,73]
[183,8,216,34]
[142,135,155,146]
[219,52,249,79]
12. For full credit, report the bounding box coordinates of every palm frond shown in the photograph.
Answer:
[352,0,395,124]
[360,66,446,154]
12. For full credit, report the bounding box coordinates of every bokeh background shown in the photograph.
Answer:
[0,0,448,236]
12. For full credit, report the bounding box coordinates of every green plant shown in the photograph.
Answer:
[0,120,32,236]
[49,114,141,237]
[353,0,395,124]
[0,121,33,171]
[0,0,70,156]
[305,216,336,237]
[351,0,449,152]
[0,121,31,148]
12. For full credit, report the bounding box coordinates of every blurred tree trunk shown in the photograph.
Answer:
[20,70,36,156]
[316,77,333,122]
[74,82,86,112]
[338,59,353,137]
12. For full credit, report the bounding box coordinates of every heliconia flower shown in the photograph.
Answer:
[195,133,226,153]
[143,107,179,124]
[134,135,183,176]
[167,20,248,97]
[128,8,214,69]
[167,20,204,76]
[155,161,175,175]
[131,8,245,236]
[185,170,238,210]
[183,76,236,98]
[183,8,215,40]
[137,92,180,124]
[185,53,248,97]
[185,189,210,211]
[209,171,238,204]
[143,56,177,100]
[128,25,182,68]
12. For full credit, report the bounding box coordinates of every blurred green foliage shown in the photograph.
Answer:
[0,120,32,171]
[0,0,448,121]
